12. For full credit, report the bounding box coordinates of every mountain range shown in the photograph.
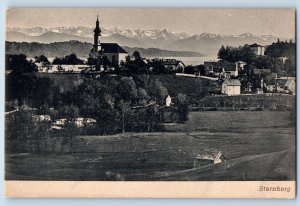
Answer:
[6,27,292,56]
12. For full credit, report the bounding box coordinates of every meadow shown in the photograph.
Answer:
[5,111,295,181]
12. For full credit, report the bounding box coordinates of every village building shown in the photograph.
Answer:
[35,62,53,73]
[221,79,241,96]
[32,115,52,123]
[204,61,218,75]
[218,61,245,78]
[52,117,97,129]
[89,16,128,70]
[193,150,226,167]
[146,58,185,73]
[52,64,92,73]
[278,56,288,63]
[165,95,172,107]
[162,59,185,72]
[223,66,238,78]
[249,43,265,56]
[235,61,247,73]
[266,78,295,95]
[284,79,296,94]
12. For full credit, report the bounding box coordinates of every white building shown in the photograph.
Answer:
[221,79,241,96]
[249,43,265,56]
[165,95,172,107]
[52,117,97,129]
[194,150,226,167]
[284,79,296,94]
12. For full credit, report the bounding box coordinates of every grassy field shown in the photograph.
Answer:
[5,111,295,181]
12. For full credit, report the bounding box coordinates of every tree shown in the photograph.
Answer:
[118,99,131,133]
[176,93,189,122]
[118,77,138,102]
[6,54,38,73]
[133,51,142,61]
[217,45,227,60]
[52,53,84,65]
[60,104,80,153]
[151,79,168,105]
[34,55,50,64]
[184,65,196,74]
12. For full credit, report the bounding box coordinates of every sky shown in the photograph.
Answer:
[6,8,295,38]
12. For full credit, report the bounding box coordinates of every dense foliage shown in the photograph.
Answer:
[6,54,37,72]
[52,53,84,65]
[5,54,190,152]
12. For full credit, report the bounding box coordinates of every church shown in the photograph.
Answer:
[89,16,128,71]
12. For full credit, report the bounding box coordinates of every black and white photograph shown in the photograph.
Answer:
[4,8,296,197]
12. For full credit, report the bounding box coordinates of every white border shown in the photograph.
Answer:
[0,0,298,205]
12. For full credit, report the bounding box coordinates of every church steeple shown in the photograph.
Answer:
[93,15,101,53]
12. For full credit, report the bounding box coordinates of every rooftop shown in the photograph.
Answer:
[195,150,223,160]
[100,43,128,54]
[223,79,241,86]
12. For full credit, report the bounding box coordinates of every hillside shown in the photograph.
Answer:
[5,41,203,58]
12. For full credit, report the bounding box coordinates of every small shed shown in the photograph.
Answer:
[194,150,226,167]
[221,79,241,96]
[165,95,172,107]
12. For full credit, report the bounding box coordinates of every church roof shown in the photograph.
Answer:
[100,43,128,54]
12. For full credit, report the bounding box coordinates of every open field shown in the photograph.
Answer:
[5,111,295,181]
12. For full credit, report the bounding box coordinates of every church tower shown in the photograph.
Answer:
[93,15,102,53]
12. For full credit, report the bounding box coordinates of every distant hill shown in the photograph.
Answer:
[122,47,202,57]
[5,41,203,58]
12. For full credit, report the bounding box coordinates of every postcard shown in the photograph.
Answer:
[4,8,296,198]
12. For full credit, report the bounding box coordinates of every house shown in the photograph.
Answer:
[51,64,92,73]
[221,61,247,78]
[165,95,172,107]
[221,79,241,96]
[266,78,295,94]
[278,56,288,63]
[204,61,218,75]
[163,59,185,72]
[266,84,276,92]
[235,61,247,72]
[193,150,226,167]
[284,79,296,94]
[52,117,97,129]
[35,63,53,72]
[218,61,238,77]
[249,43,265,56]
[89,16,128,70]
[32,115,51,123]
[212,67,224,77]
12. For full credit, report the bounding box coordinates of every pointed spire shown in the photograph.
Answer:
[94,14,101,35]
